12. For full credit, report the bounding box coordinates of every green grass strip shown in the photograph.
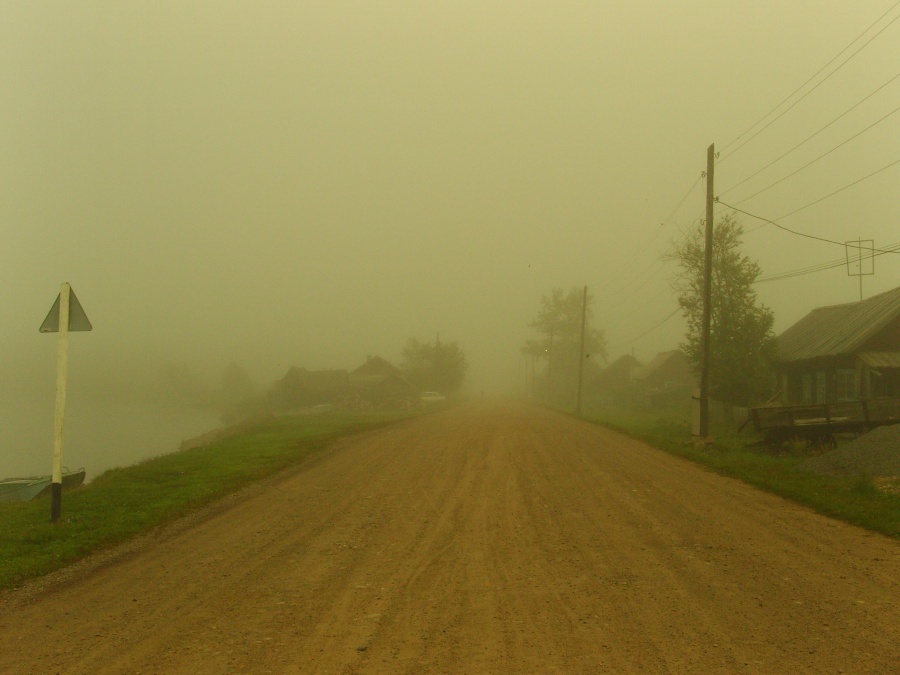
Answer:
[584,405,900,540]
[0,411,413,591]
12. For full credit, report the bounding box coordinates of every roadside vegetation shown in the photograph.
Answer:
[584,402,900,539]
[0,411,416,591]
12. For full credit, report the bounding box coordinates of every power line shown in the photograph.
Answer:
[729,104,900,205]
[717,200,900,253]
[596,173,703,308]
[756,241,900,283]
[718,3,900,162]
[608,307,681,352]
[719,71,900,197]
[648,174,703,245]
[774,156,900,220]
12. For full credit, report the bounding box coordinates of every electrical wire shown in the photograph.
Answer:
[773,156,900,220]
[608,307,681,352]
[595,173,703,310]
[717,200,900,253]
[756,241,900,283]
[718,71,900,197]
[718,3,900,163]
[728,104,900,205]
[647,174,703,245]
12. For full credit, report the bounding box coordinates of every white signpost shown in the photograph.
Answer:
[40,283,92,523]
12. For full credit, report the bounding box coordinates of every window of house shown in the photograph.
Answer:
[836,369,858,401]
[815,372,826,404]
[802,374,812,404]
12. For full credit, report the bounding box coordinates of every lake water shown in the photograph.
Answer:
[0,393,220,482]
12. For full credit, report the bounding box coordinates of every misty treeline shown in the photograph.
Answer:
[152,361,256,412]
[669,214,776,407]
[400,336,467,393]
[523,287,607,406]
[150,335,467,420]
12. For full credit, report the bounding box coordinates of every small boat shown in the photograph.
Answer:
[0,468,86,504]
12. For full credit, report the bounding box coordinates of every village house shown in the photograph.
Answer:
[349,355,415,402]
[773,285,900,405]
[267,367,350,410]
[591,354,642,404]
[634,350,696,407]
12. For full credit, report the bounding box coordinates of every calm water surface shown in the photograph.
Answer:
[1,393,219,481]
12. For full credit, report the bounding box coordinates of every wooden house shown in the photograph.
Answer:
[773,285,900,405]
[592,354,642,403]
[634,350,696,407]
[349,356,415,402]
[267,367,349,409]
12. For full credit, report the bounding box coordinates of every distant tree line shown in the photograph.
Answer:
[523,287,607,406]
[400,335,467,393]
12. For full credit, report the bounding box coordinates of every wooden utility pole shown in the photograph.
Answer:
[699,144,715,438]
[575,285,588,417]
[546,325,554,404]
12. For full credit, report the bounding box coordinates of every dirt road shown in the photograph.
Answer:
[2,404,899,673]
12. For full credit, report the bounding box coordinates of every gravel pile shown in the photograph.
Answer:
[801,423,900,477]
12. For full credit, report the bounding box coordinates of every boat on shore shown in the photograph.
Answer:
[0,468,86,504]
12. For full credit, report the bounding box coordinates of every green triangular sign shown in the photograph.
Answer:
[40,288,93,332]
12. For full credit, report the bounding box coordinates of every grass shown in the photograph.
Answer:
[0,410,415,591]
[583,403,900,539]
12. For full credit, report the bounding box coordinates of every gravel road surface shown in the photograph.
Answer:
[1,403,898,673]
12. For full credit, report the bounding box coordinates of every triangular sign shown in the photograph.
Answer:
[40,288,93,333]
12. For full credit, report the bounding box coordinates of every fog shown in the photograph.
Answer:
[2,3,899,473]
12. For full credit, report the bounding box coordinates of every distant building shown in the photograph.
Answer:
[349,356,415,402]
[592,354,642,403]
[267,367,349,410]
[634,350,696,407]
[773,285,900,405]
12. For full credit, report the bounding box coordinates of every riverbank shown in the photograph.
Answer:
[0,410,417,590]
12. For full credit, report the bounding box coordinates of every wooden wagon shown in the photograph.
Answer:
[748,398,900,446]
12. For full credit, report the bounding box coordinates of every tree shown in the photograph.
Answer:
[218,362,255,410]
[401,336,467,393]
[669,214,775,406]
[526,287,607,404]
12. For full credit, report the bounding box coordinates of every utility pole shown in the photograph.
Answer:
[575,285,588,417]
[699,144,715,438]
[546,325,555,404]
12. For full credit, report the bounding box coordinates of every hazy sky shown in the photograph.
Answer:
[2,1,898,394]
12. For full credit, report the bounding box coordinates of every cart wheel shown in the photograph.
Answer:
[813,433,836,451]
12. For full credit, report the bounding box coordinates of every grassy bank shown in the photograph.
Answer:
[584,404,900,539]
[0,411,414,591]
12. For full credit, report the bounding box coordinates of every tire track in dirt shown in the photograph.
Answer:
[1,403,898,674]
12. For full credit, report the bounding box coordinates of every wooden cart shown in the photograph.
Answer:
[748,398,900,446]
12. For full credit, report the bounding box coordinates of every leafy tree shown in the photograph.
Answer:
[526,287,607,404]
[401,336,467,393]
[669,214,775,406]
[218,362,255,409]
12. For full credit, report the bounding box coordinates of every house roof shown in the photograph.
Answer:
[858,351,900,369]
[351,355,404,377]
[595,354,642,384]
[634,350,685,382]
[774,285,900,363]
